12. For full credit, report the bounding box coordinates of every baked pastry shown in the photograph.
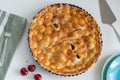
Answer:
[28,3,102,76]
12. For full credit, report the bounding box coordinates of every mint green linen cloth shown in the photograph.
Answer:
[0,10,27,80]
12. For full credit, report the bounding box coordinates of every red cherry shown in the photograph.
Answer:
[34,74,42,80]
[20,68,28,76]
[28,64,36,72]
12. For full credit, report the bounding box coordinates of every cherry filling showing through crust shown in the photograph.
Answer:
[53,23,59,29]
[76,55,80,59]
[71,44,75,50]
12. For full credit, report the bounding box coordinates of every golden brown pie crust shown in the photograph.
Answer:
[29,4,102,76]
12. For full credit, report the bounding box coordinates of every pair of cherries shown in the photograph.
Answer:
[20,64,42,80]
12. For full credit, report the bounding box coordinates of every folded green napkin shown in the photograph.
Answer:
[0,10,27,80]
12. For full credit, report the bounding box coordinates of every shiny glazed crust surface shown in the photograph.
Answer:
[29,4,102,75]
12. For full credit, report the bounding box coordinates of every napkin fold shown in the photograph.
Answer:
[0,10,27,80]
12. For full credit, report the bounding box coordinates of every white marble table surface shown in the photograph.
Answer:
[0,0,120,80]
